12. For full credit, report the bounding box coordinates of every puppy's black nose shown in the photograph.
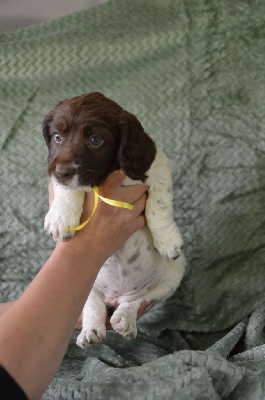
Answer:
[55,164,75,181]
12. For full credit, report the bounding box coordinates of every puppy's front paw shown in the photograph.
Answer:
[153,229,184,261]
[76,324,106,348]
[110,308,137,340]
[44,208,76,241]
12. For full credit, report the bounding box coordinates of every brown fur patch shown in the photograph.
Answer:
[43,92,157,187]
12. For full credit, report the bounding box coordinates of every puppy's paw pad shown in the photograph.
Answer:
[154,235,183,261]
[44,210,77,241]
[76,325,106,348]
[110,311,137,340]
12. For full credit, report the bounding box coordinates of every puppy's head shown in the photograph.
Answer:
[43,92,156,188]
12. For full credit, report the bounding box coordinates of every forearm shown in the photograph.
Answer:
[0,301,15,318]
[0,173,147,400]
[0,241,102,400]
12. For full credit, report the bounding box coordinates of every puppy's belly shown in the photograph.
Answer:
[94,228,162,306]
[101,279,160,306]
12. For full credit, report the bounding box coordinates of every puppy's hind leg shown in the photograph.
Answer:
[110,256,186,339]
[76,288,107,348]
[110,302,139,340]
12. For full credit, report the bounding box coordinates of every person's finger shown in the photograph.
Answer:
[135,214,147,230]
[81,190,97,221]
[103,170,127,188]
[137,301,155,319]
[106,317,112,330]
[123,184,148,204]
[137,301,148,319]
[101,171,148,204]
[133,192,147,216]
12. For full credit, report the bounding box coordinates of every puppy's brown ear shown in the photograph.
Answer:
[42,116,52,147]
[117,111,157,181]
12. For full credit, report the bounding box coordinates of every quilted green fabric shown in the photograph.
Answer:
[1,0,265,398]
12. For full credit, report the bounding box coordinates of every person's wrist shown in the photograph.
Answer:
[54,230,108,269]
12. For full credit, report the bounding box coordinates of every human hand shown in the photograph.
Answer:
[49,171,148,265]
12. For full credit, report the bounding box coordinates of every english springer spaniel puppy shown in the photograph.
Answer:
[43,92,186,348]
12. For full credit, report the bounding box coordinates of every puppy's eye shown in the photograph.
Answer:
[90,135,103,148]
[54,133,62,143]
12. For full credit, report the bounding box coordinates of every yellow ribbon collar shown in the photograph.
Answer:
[65,187,134,232]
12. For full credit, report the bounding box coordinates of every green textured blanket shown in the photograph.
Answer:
[1,0,265,398]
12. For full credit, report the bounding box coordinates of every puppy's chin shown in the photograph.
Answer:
[50,169,112,189]
[50,174,89,190]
